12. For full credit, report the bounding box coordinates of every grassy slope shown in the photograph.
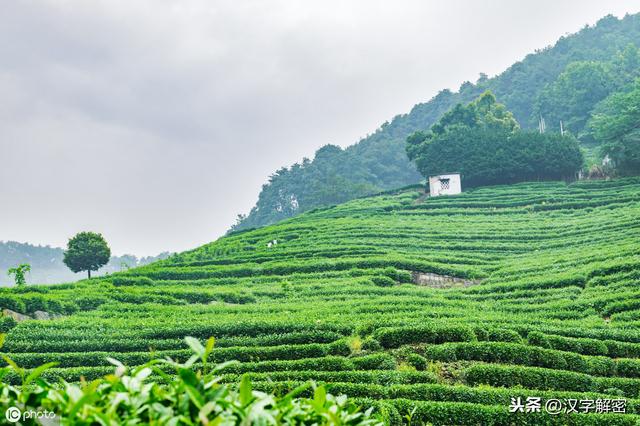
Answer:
[3,178,640,424]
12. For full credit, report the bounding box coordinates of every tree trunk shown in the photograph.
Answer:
[88,269,91,279]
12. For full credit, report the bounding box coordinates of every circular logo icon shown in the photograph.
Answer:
[5,406,21,423]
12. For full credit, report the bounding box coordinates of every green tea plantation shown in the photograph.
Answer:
[3,178,640,425]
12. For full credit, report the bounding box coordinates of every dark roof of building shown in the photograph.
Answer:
[429,172,461,178]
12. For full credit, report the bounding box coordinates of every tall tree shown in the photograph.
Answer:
[589,79,640,175]
[534,61,613,137]
[407,92,583,187]
[63,232,111,279]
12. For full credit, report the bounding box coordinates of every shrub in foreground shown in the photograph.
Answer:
[0,336,382,425]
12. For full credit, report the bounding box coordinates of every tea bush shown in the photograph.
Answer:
[0,337,383,425]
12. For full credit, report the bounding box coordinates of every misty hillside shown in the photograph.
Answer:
[233,13,640,232]
[0,241,171,285]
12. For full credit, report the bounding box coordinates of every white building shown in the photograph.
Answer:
[428,173,462,197]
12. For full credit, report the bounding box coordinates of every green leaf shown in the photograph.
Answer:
[209,417,223,426]
[198,401,216,423]
[211,360,239,373]
[205,337,216,358]
[184,384,205,409]
[2,355,20,371]
[106,357,125,368]
[24,361,58,386]
[68,391,100,419]
[179,368,199,387]
[276,382,311,408]
[2,355,23,380]
[314,385,327,407]
[239,374,253,406]
[185,336,205,358]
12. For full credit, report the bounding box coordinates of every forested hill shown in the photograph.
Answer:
[232,13,640,232]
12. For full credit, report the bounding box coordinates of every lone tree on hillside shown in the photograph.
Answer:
[7,264,30,287]
[63,232,111,279]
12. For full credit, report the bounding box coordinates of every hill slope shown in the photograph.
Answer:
[2,178,640,423]
[234,13,640,232]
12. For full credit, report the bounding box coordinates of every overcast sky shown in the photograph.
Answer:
[1,1,639,256]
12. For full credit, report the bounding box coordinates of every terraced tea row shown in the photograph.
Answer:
[2,178,640,424]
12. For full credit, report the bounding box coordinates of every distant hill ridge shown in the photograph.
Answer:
[0,240,171,285]
[232,13,640,232]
